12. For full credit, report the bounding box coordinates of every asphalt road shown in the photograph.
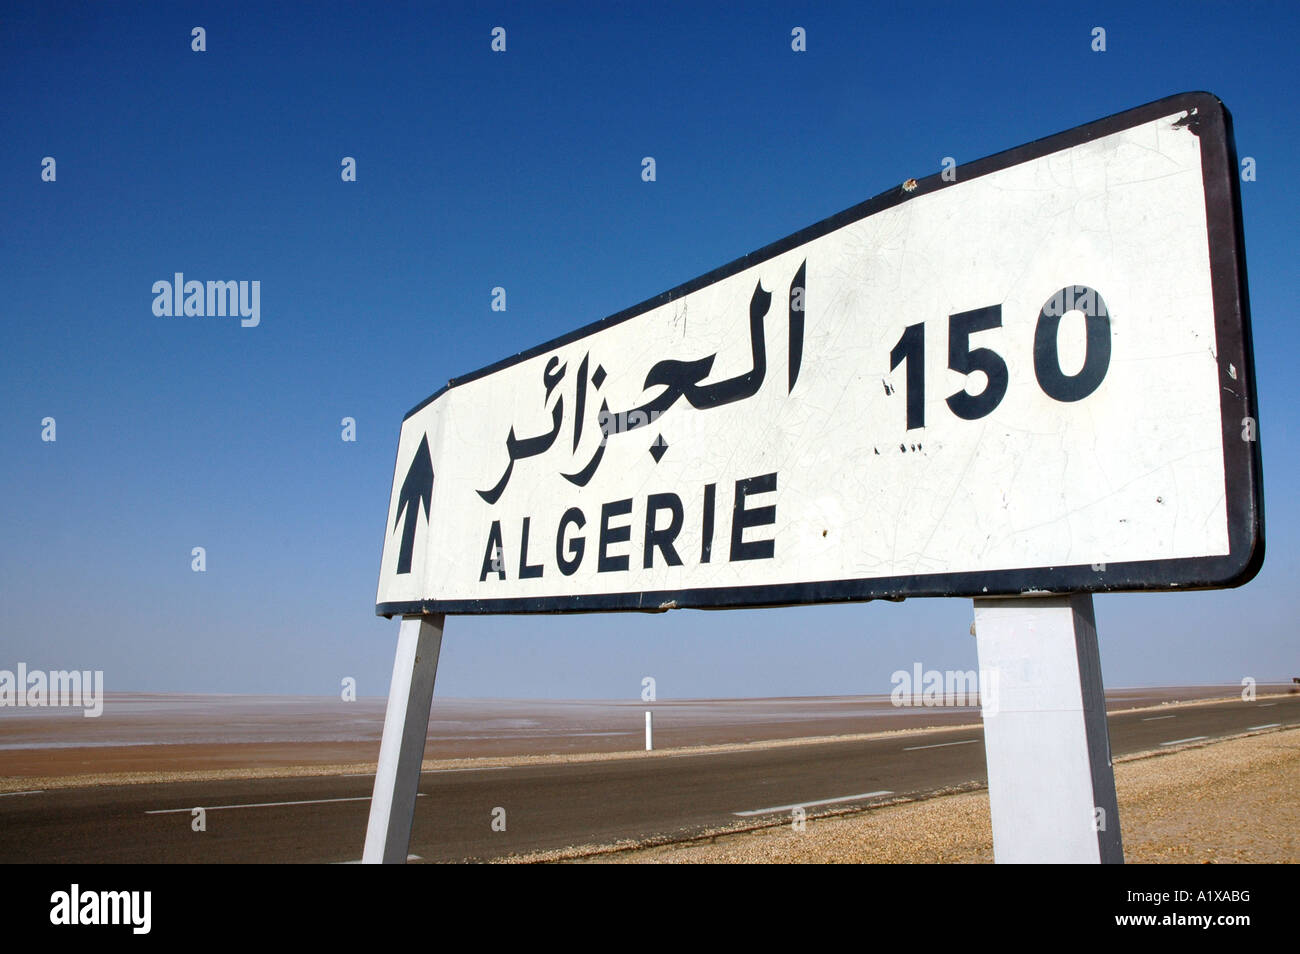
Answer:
[2,696,1295,863]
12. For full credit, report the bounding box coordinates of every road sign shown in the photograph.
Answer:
[375,91,1261,617]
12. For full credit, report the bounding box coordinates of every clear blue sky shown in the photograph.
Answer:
[2,1,1296,698]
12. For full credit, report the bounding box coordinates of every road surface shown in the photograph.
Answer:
[1,695,1294,863]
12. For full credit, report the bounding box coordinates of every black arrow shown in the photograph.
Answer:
[393,434,433,574]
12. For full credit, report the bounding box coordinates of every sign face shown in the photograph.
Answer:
[377,91,1262,617]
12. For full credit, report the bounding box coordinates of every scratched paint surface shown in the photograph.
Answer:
[377,109,1229,609]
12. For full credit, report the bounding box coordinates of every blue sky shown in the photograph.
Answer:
[2,1,1296,698]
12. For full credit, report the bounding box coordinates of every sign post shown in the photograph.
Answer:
[366,92,1261,863]
[362,615,444,864]
[974,594,1123,863]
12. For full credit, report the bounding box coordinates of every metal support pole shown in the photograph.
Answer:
[973,593,1123,863]
[362,614,444,864]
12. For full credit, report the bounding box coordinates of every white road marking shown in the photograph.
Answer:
[1160,736,1208,746]
[1246,723,1280,731]
[734,790,892,816]
[0,790,43,798]
[903,739,980,751]
[146,794,425,814]
[1142,715,1176,721]
[1255,703,1277,708]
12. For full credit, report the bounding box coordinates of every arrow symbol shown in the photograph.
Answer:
[393,434,433,574]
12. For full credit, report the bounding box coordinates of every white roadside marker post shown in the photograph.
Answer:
[362,614,444,864]
[645,710,653,751]
[973,594,1123,863]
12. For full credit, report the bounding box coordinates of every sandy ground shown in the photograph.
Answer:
[508,725,1300,863]
[0,686,1266,788]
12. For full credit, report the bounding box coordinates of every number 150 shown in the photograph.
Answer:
[888,285,1112,430]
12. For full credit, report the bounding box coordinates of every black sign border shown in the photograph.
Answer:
[379,90,1264,617]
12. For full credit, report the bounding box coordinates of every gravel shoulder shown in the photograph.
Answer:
[514,725,1299,863]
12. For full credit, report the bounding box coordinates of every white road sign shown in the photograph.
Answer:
[376,91,1262,616]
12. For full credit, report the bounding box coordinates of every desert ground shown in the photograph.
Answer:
[1,687,1294,863]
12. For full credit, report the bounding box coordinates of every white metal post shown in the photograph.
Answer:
[973,593,1123,864]
[362,614,444,864]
